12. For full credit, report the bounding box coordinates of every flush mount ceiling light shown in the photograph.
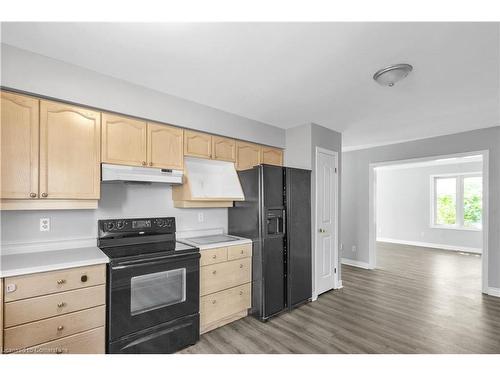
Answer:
[373,63,413,87]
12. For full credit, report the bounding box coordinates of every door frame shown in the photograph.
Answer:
[368,150,489,294]
[312,147,340,300]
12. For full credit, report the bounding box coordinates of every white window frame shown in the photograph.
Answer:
[430,172,482,231]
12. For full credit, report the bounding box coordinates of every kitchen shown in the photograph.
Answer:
[2,11,500,374]
[1,85,320,353]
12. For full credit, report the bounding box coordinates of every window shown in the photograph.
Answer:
[431,174,482,230]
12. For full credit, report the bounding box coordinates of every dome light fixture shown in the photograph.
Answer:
[373,63,413,87]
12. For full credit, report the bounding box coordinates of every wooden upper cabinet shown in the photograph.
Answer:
[261,146,284,166]
[236,141,261,171]
[184,130,212,159]
[147,123,184,169]
[40,101,101,199]
[1,92,39,199]
[102,113,147,166]
[212,136,236,162]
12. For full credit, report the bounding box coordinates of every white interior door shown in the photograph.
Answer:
[315,148,338,296]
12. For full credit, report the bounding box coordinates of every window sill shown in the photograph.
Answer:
[430,224,482,232]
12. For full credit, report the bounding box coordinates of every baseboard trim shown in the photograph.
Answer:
[488,287,500,298]
[341,258,374,269]
[336,280,343,289]
[377,237,482,254]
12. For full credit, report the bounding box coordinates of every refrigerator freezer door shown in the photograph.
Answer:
[286,167,312,308]
[262,165,284,208]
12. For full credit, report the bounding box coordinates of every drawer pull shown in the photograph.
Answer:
[212,255,217,259]
[239,291,243,295]
[81,275,88,282]
[57,325,64,331]
[56,279,66,285]
[240,264,243,268]
[212,270,217,275]
[212,300,217,304]
[240,250,244,254]
[57,302,66,308]
[55,348,63,354]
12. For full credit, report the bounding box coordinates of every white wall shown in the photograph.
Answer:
[0,44,285,147]
[341,126,500,289]
[1,183,227,247]
[376,162,483,252]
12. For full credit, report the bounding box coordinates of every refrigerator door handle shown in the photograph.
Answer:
[282,209,286,235]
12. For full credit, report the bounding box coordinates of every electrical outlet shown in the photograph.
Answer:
[352,245,357,253]
[40,217,50,232]
[197,212,204,223]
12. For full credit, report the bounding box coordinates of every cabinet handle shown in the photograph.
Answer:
[41,192,48,198]
[57,302,66,308]
[142,161,147,166]
[57,325,64,331]
[81,275,88,283]
[212,255,217,259]
[149,162,153,167]
[239,291,243,296]
[56,348,63,354]
[56,279,66,285]
[240,264,243,269]
[29,192,37,198]
[212,300,217,304]
[212,270,217,275]
[240,250,244,254]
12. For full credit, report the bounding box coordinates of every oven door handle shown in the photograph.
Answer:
[111,253,199,270]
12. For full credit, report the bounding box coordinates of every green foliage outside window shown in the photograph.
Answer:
[436,195,456,225]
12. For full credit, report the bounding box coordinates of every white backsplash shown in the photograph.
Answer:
[0,182,228,252]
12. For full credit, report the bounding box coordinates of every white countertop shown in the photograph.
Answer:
[179,234,252,250]
[0,247,109,278]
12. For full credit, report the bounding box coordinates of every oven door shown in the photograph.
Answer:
[108,252,200,341]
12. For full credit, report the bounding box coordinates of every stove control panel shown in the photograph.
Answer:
[99,217,175,235]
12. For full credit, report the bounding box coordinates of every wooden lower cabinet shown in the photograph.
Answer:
[2,265,106,354]
[18,327,105,354]
[199,243,252,334]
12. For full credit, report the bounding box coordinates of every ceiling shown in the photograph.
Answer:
[1,22,499,149]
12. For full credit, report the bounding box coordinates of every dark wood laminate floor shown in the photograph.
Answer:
[180,243,500,353]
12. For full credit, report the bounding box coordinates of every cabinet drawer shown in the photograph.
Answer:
[200,258,251,296]
[4,305,105,352]
[4,264,105,302]
[227,243,252,261]
[4,285,105,327]
[200,247,227,266]
[200,283,251,328]
[17,327,105,354]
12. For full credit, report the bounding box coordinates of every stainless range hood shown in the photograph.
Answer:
[102,163,183,184]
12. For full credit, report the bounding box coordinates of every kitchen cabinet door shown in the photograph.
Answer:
[261,146,283,166]
[40,101,101,199]
[236,141,261,171]
[184,130,212,159]
[102,113,147,166]
[212,136,236,162]
[147,123,183,169]
[0,92,39,199]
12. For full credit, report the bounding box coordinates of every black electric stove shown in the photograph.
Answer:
[98,217,200,354]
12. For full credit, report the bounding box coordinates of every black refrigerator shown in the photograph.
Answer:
[228,164,312,321]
